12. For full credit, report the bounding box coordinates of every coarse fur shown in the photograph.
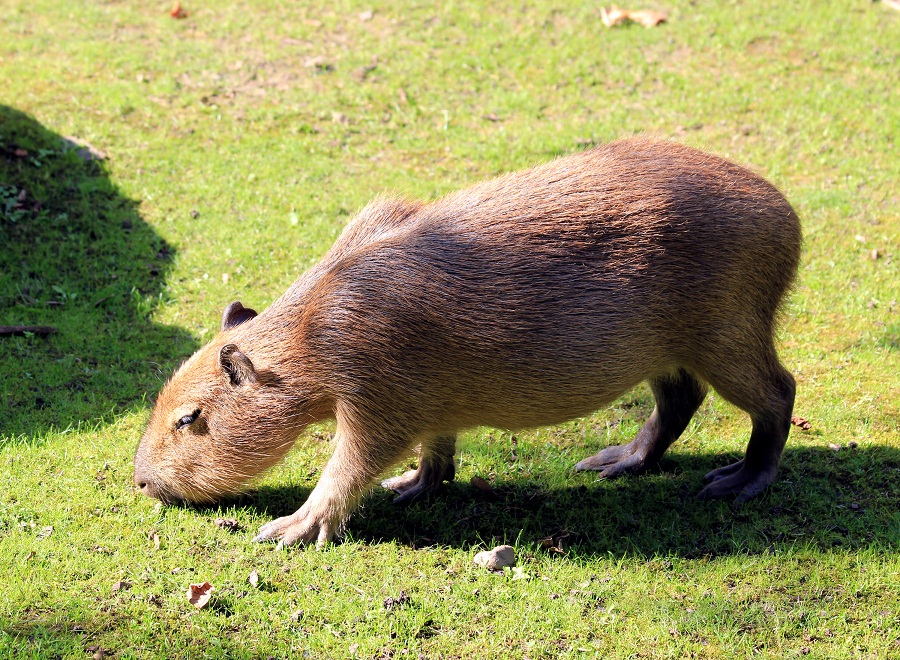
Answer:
[134,137,801,548]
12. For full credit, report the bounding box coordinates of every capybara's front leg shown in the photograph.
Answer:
[381,434,456,504]
[254,417,409,548]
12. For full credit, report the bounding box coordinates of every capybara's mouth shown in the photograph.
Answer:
[136,478,185,506]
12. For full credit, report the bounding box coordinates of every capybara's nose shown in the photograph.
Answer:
[136,479,158,498]
[133,462,159,499]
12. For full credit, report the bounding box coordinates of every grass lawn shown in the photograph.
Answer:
[1,0,899,657]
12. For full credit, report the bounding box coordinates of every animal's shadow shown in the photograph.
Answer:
[0,106,197,440]
[236,445,900,557]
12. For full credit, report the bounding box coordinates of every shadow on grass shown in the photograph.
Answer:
[240,446,900,558]
[0,106,198,442]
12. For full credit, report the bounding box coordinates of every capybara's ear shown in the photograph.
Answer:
[219,343,257,386]
[221,301,258,331]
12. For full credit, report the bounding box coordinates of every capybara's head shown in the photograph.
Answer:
[134,302,301,504]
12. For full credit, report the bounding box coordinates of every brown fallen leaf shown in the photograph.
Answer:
[14,148,28,157]
[538,529,572,554]
[353,57,379,82]
[112,580,132,593]
[62,136,106,162]
[470,475,496,496]
[187,581,214,609]
[170,1,189,19]
[628,8,668,26]
[601,5,667,28]
[214,517,242,532]
[790,416,812,431]
[383,590,411,610]
[149,530,161,549]
[304,56,334,72]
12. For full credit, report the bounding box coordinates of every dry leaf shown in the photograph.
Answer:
[790,416,812,431]
[248,569,260,587]
[62,136,107,161]
[170,1,189,19]
[14,148,28,157]
[383,590,411,610]
[359,9,374,21]
[628,9,668,27]
[149,531,161,549]
[601,5,667,28]
[538,529,572,554]
[470,475,497,498]
[304,56,334,72]
[187,581,214,609]
[112,580,132,593]
[37,526,53,540]
[214,517,242,532]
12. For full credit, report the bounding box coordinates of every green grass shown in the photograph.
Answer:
[1,0,899,657]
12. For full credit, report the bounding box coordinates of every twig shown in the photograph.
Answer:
[0,325,57,337]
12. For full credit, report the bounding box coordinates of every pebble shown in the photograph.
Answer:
[473,545,516,570]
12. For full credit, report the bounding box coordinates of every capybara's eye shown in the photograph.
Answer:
[176,409,201,430]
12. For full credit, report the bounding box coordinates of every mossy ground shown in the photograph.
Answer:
[1,1,898,657]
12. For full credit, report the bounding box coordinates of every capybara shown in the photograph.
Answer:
[134,138,801,547]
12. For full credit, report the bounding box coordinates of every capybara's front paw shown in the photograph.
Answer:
[253,503,340,549]
[574,441,651,478]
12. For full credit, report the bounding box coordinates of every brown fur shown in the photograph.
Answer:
[134,138,801,547]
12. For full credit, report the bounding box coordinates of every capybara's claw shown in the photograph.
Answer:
[575,443,650,478]
[696,463,777,502]
[703,459,744,482]
[382,469,444,505]
[253,508,337,549]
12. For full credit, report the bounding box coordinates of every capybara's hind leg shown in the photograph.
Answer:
[381,435,456,504]
[575,368,708,477]
[698,360,795,503]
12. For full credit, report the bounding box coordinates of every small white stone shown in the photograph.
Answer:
[473,545,516,570]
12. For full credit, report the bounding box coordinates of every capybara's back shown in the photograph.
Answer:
[135,138,801,548]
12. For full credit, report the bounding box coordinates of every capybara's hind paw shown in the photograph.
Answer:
[253,506,338,549]
[697,460,777,503]
[574,442,650,479]
[381,468,445,505]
